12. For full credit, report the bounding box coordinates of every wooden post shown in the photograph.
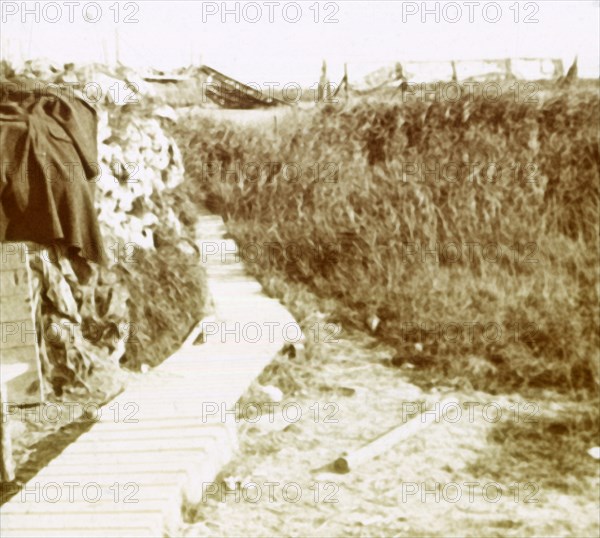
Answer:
[115,27,121,66]
[319,60,327,103]
[343,63,349,101]
[333,397,460,473]
[0,386,14,483]
[0,242,44,405]
[451,60,458,82]
[505,58,514,80]
[1,364,28,482]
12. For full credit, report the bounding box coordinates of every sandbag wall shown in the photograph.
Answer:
[6,62,192,398]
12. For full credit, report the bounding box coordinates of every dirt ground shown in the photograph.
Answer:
[1,364,134,505]
[180,309,599,538]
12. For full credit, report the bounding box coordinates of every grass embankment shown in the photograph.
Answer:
[175,83,600,486]
[115,169,210,372]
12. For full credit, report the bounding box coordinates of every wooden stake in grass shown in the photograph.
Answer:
[183,315,217,347]
[333,397,460,473]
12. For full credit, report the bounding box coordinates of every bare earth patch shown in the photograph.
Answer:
[181,313,599,538]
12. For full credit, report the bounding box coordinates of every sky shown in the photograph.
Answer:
[1,1,599,85]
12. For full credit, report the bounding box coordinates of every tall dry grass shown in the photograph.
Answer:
[175,83,599,397]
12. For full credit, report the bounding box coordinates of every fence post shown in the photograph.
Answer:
[505,58,514,80]
[343,63,349,101]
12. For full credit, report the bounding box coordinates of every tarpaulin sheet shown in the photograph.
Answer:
[0,78,106,264]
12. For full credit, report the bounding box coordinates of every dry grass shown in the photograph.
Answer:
[175,83,600,397]
[115,230,207,371]
[181,279,599,538]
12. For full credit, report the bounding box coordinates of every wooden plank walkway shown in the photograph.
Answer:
[0,212,303,537]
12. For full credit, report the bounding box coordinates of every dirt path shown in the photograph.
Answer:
[181,307,599,537]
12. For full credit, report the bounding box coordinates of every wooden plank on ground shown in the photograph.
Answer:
[0,242,43,404]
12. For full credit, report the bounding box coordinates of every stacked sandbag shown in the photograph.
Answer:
[37,61,189,255]
[95,103,185,253]
[26,244,129,397]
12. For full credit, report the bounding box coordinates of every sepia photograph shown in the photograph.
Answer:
[0,1,599,536]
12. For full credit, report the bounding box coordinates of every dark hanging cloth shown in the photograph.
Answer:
[0,78,106,264]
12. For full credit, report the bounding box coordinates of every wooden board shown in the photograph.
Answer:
[0,242,44,405]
